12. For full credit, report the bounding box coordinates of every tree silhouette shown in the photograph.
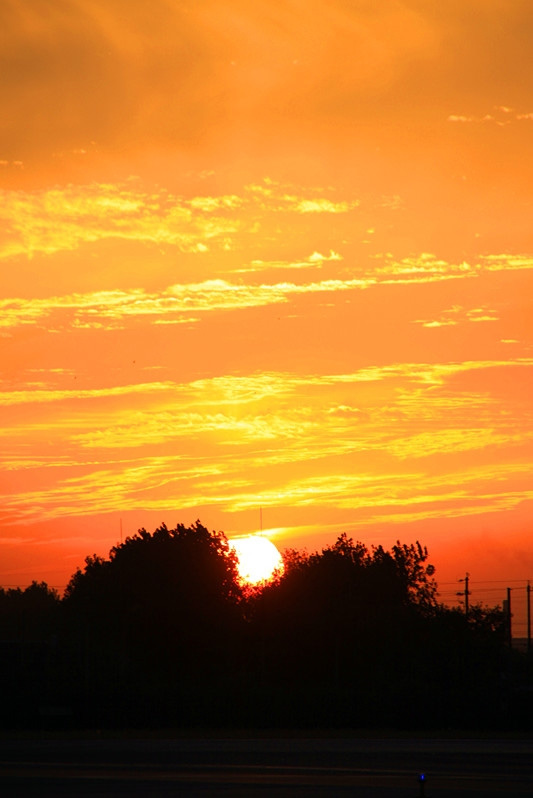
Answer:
[0,581,60,641]
[245,535,442,725]
[0,582,60,727]
[62,521,243,724]
[0,524,515,730]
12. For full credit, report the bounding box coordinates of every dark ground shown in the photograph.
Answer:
[1,734,533,796]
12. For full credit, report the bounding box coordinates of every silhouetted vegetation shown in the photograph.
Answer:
[0,521,529,730]
[0,582,60,727]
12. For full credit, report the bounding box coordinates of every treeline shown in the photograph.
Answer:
[0,521,529,730]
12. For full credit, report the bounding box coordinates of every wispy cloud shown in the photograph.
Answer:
[3,358,532,409]
[0,381,174,407]
[414,305,499,328]
[224,464,533,523]
[448,106,533,125]
[372,252,533,284]
[0,457,228,523]
[2,249,531,332]
[0,179,360,261]
[235,250,343,274]
[387,428,531,459]
[2,355,531,528]
[479,254,533,271]
[0,183,240,259]
[0,275,373,331]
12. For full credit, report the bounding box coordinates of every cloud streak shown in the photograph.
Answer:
[414,305,499,328]
[2,354,532,531]
[0,276,372,331]
[448,106,533,125]
[0,179,360,261]
[1,249,532,334]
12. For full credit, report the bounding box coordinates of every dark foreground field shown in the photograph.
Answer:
[1,735,533,796]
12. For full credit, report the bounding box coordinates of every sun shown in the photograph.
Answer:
[229,535,284,585]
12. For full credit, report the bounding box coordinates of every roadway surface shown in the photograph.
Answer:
[1,735,532,796]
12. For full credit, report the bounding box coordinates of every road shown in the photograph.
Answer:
[1,735,532,796]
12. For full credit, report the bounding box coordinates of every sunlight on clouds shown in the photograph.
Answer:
[0,457,227,523]
[480,254,533,271]
[0,147,532,539]
[186,373,295,404]
[373,253,533,284]
[374,253,477,282]
[466,309,499,323]
[165,276,370,310]
[187,195,244,212]
[165,364,523,409]
[72,410,314,449]
[309,250,342,263]
[224,464,533,521]
[388,428,531,459]
[1,351,532,527]
[447,106,533,125]
[0,277,372,330]
[414,306,499,328]
[226,473,404,512]
[363,493,533,529]
[0,381,174,407]
[293,198,358,214]
[238,250,342,273]
[0,184,238,259]
[244,180,359,212]
[0,180,360,261]
[1,0,533,591]
[3,359,532,411]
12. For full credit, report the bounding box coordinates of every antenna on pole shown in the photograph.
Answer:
[120,517,123,545]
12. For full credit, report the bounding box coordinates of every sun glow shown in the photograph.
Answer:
[229,536,284,585]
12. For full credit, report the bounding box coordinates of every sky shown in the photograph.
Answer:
[1,0,533,602]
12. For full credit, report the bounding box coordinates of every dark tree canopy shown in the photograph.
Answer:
[0,523,519,730]
[64,521,242,663]
[65,520,241,608]
[0,581,60,641]
[249,535,439,692]
[262,533,438,619]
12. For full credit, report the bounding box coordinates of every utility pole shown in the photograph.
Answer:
[503,587,512,649]
[458,573,470,617]
[527,582,531,656]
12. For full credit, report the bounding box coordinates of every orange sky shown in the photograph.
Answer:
[1,0,533,605]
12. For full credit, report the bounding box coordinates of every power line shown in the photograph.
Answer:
[439,578,532,586]
[457,573,470,616]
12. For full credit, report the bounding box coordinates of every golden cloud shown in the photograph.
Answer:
[3,359,532,409]
[0,180,361,261]
[448,106,533,125]
[414,305,499,328]
[372,253,533,284]
[0,381,174,406]
[2,356,532,526]
[0,184,240,259]
[0,275,374,331]
[237,250,343,274]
